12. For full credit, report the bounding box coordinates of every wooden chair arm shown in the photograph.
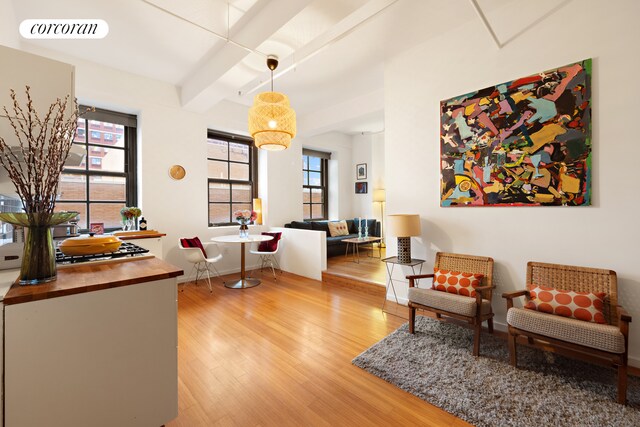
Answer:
[501,290,529,310]
[407,274,434,288]
[406,274,434,280]
[474,285,496,305]
[618,305,632,323]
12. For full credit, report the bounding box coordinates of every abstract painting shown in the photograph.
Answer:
[440,59,591,207]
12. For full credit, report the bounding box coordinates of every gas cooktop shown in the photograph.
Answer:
[55,242,150,264]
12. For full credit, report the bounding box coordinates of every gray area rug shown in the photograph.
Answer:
[352,316,640,427]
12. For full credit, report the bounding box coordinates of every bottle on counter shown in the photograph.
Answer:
[139,217,147,231]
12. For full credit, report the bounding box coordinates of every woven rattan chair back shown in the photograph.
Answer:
[526,261,618,326]
[435,252,494,300]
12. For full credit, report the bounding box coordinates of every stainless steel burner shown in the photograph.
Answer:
[55,242,150,264]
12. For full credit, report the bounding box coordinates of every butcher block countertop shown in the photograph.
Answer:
[113,230,167,240]
[3,257,182,305]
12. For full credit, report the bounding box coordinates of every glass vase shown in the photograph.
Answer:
[122,218,137,231]
[239,223,249,238]
[0,212,78,285]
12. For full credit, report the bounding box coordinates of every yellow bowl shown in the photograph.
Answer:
[59,235,122,256]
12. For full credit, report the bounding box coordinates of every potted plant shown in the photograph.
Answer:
[0,87,83,284]
[234,209,256,238]
[120,206,142,231]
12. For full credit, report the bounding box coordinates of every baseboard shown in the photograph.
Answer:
[177,263,263,284]
[322,271,385,296]
[386,295,408,306]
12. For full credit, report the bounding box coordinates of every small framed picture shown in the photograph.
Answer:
[355,182,368,194]
[356,163,367,180]
[90,222,104,235]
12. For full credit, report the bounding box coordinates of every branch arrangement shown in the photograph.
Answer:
[0,86,81,225]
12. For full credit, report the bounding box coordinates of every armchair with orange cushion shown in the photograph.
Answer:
[502,261,631,404]
[406,252,495,357]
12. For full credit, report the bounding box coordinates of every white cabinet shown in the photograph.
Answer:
[0,45,75,197]
[0,45,75,121]
[4,278,178,427]
[127,237,164,259]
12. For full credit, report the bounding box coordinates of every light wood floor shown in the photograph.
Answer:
[168,270,470,427]
[326,246,386,285]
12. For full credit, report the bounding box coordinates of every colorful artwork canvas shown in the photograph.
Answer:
[440,59,591,207]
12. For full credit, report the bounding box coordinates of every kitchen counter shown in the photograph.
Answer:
[113,230,167,240]
[3,255,183,427]
[3,256,182,305]
[112,230,166,259]
[0,269,19,302]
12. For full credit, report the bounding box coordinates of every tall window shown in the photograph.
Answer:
[302,149,329,220]
[208,130,257,226]
[56,107,137,231]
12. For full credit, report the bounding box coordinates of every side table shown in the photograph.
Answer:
[343,236,382,263]
[381,256,425,314]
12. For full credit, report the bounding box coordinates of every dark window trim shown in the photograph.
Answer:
[303,153,329,220]
[59,107,137,232]
[303,148,332,160]
[207,130,258,227]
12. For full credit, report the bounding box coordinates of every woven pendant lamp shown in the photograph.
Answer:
[248,56,296,151]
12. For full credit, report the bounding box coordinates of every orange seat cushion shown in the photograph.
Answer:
[524,284,606,324]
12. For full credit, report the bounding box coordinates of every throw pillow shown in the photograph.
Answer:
[524,284,606,324]
[180,237,206,257]
[327,220,350,237]
[432,268,484,298]
[258,232,282,252]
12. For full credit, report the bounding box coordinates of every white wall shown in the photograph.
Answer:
[351,133,373,219]
[0,2,19,49]
[371,132,385,236]
[384,0,640,363]
[261,144,303,228]
[371,132,385,191]
[351,132,386,220]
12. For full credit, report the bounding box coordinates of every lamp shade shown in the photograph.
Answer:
[372,189,386,203]
[387,214,421,237]
[248,91,296,151]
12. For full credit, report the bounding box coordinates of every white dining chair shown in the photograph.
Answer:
[179,240,223,292]
[249,236,283,280]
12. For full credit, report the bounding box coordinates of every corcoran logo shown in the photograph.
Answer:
[19,19,109,39]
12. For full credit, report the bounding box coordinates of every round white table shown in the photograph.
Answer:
[211,234,273,289]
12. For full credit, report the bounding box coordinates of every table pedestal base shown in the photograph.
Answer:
[224,278,261,289]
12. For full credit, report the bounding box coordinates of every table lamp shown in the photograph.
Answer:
[387,214,421,264]
[372,189,386,248]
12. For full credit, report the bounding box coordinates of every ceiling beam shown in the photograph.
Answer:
[297,88,384,138]
[468,0,502,49]
[239,0,400,97]
[179,0,313,112]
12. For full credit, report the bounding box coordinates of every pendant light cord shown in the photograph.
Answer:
[270,69,274,92]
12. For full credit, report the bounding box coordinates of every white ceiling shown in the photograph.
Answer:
[8,0,570,137]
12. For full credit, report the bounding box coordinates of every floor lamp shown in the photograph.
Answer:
[373,189,386,248]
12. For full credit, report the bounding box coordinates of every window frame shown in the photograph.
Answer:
[302,152,329,221]
[58,107,138,232]
[207,130,258,227]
